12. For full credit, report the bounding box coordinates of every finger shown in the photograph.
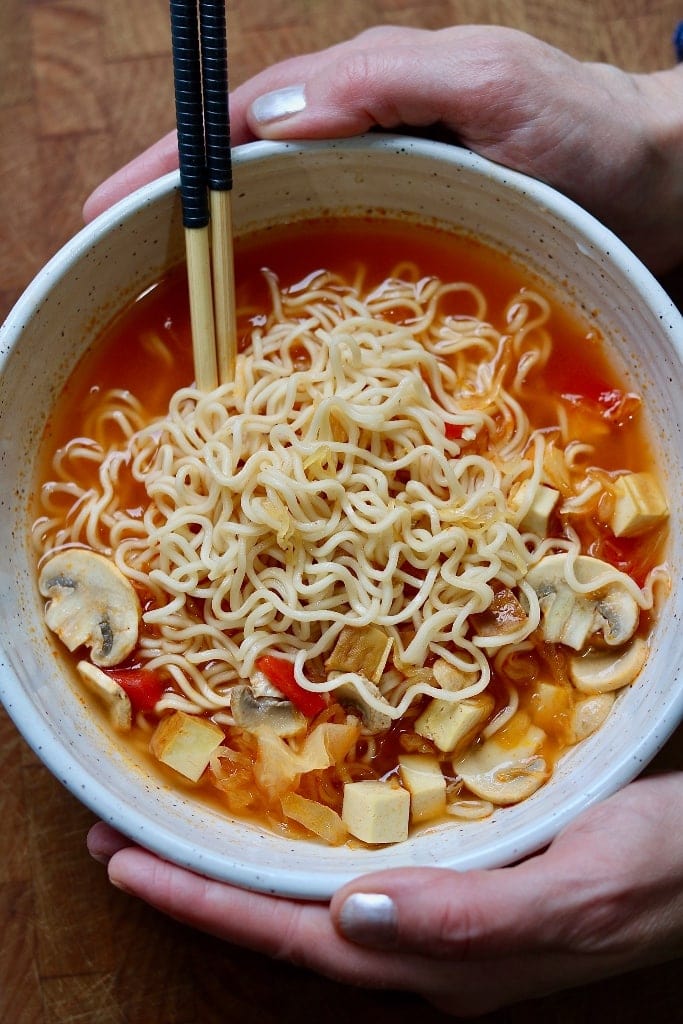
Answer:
[83,131,179,222]
[331,860,565,960]
[104,848,630,1017]
[331,776,683,962]
[237,24,534,142]
[105,846,459,992]
[229,26,432,137]
[241,30,455,140]
[83,33,383,221]
[86,821,135,864]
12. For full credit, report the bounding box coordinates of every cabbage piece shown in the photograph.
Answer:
[254,717,360,797]
[280,792,348,845]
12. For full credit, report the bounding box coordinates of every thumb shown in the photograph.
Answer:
[330,860,564,959]
[237,25,506,142]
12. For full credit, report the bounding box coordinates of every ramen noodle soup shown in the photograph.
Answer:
[32,217,670,847]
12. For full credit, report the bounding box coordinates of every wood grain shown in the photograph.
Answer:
[1,2,681,1022]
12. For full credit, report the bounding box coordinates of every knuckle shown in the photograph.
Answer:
[353,24,406,47]
[331,50,402,126]
[415,880,493,959]
[268,904,313,965]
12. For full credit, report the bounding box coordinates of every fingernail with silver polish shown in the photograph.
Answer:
[338,892,398,947]
[251,84,307,125]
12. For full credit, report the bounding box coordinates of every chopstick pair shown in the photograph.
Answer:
[170,0,237,391]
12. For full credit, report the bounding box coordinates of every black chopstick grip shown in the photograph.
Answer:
[170,0,209,228]
[199,0,232,192]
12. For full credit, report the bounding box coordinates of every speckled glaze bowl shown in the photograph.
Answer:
[1,136,682,899]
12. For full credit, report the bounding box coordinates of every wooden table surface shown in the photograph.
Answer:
[1,2,681,1021]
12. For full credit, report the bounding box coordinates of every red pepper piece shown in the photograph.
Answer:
[444,422,464,441]
[255,655,326,717]
[104,668,165,714]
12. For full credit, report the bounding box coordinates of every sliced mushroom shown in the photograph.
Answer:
[568,637,648,694]
[333,679,393,734]
[250,668,287,699]
[230,684,307,737]
[570,692,615,743]
[39,549,140,667]
[525,553,639,650]
[77,660,132,731]
[454,721,548,805]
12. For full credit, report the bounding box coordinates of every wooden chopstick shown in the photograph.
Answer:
[199,0,238,384]
[169,0,237,391]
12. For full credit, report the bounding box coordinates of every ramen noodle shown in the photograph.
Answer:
[32,218,670,847]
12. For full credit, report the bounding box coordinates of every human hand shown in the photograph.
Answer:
[88,773,683,1016]
[84,25,683,274]
[82,24,683,1014]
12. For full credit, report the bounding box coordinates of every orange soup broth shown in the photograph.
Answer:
[35,216,667,839]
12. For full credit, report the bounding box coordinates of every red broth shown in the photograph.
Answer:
[33,216,668,840]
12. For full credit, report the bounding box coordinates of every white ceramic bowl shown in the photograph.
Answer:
[1,137,682,899]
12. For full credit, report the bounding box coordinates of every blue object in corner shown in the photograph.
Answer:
[674,20,683,61]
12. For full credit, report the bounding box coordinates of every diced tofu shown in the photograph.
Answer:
[414,694,494,753]
[511,479,559,536]
[325,625,393,683]
[491,711,545,756]
[398,754,447,823]
[150,710,224,782]
[530,682,572,736]
[611,472,669,537]
[432,658,472,691]
[342,780,410,844]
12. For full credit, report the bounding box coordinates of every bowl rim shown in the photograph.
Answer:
[1,134,682,900]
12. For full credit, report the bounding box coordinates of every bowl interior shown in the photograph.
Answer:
[1,137,682,899]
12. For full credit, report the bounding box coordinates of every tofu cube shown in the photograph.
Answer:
[530,682,571,736]
[398,754,447,823]
[611,472,668,537]
[150,710,224,782]
[414,694,494,753]
[342,780,410,844]
[325,624,393,683]
[512,479,559,536]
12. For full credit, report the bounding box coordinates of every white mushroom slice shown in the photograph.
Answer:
[231,684,307,737]
[568,637,648,694]
[250,668,286,700]
[333,679,393,734]
[525,553,639,650]
[570,693,615,743]
[77,660,132,732]
[39,549,140,667]
[454,722,548,805]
